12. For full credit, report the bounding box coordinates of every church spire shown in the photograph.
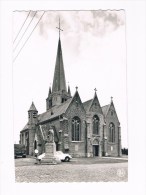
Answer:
[46,18,71,109]
[52,19,66,93]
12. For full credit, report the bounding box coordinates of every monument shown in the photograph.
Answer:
[41,128,61,164]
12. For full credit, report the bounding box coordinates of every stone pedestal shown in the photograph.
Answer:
[41,142,60,164]
[45,142,56,155]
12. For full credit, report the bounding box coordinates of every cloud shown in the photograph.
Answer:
[24,10,125,38]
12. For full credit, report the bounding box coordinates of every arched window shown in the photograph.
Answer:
[93,115,99,134]
[72,117,81,141]
[109,123,115,142]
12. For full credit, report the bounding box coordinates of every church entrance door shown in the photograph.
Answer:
[93,145,99,156]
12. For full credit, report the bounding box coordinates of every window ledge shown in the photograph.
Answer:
[71,141,83,143]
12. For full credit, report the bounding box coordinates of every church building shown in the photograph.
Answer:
[20,23,122,157]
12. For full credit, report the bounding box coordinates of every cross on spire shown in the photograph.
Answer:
[75,86,78,91]
[111,96,113,102]
[94,88,97,93]
[56,17,63,38]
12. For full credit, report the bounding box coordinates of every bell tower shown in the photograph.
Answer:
[28,101,38,125]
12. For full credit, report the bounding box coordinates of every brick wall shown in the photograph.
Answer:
[104,103,121,156]
[65,95,86,157]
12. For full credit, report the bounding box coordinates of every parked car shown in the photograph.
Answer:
[36,151,72,163]
[14,144,26,159]
[55,151,72,162]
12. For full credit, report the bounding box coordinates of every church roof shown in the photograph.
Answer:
[83,99,92,111]
[38,98,72,123]
[101,104,110,117]
[28,102,38,111]
[21,123,29,132]
[52,38,67,93]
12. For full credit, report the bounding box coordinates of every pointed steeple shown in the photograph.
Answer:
[46,19,71,109]
[52,38,67,92]
[28,101,37,112]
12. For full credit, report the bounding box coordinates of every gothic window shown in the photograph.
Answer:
[111,111,114,116]
[93,115,99,134]
[72,116,81,141]
[109,123,115,142]
[28,113,30,118]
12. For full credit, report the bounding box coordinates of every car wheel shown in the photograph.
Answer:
[65,157,70,162]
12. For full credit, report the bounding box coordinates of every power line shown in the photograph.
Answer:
[13,10,31,44]
[13,11,37,52]
[13,11,45,63]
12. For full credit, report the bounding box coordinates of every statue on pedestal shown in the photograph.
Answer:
[47,128,54,143]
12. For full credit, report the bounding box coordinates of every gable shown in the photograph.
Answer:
[106,102,120,123]
[66,91,86,116]
[89,96,103,114]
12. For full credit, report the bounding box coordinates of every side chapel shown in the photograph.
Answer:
[20,21,122,157]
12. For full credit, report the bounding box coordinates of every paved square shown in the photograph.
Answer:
[15,157,128,182]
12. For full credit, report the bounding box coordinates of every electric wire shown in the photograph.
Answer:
[13,10,31,44]
[13,11,37,52]
[13,11,45,63]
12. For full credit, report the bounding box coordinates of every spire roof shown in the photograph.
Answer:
[28,102,38,112]
[52,38,67,92]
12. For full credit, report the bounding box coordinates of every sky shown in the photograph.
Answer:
[12,10,127,147]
